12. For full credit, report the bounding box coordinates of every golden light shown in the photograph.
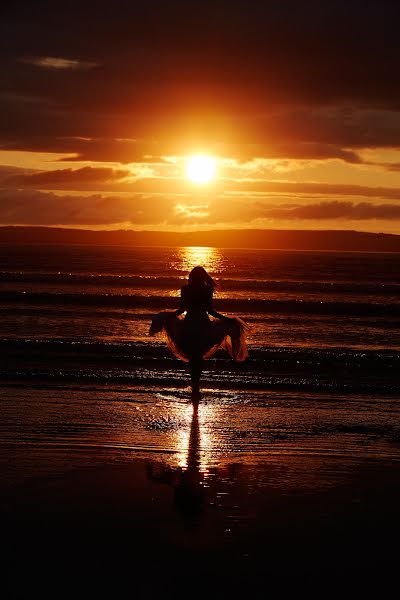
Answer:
[186,155,217,184]
[175,402,214,472]
[179,246,222,273]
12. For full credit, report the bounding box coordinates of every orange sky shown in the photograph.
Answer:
[1,2,400,234]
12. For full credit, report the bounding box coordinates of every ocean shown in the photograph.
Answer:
[1,242,400,467]
[2,243,400,595]
[1,244,400,393]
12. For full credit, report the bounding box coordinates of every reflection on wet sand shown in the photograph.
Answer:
[4,386,400,596]
[147,400,207,521]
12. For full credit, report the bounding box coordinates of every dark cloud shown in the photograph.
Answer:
[223,181,400,201]
[183,199,400,225]
[0,188,172,226]
[216,142,363,164]
[0,129,366,164]
[366,161,400,172]
[2,163,400,199]
[2,1,400,105]
[1,187,400,228]
[265,201,400,220]
[0,165,34,179]
[4,166,132,187]
[0,133,171,163]
[170,199,400,225]
[1,100,400,162]
[1,1,400,158]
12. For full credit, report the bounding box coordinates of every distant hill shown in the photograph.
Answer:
[1,226,400,252]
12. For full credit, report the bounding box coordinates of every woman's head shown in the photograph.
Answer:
[188,266,217,290]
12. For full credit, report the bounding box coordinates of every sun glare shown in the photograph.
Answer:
[186,155,217,184]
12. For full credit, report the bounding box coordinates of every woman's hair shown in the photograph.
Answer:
[188,266,217,291]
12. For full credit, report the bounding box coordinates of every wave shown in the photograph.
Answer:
[2,337,399,361]
[1,270,400,295]
[1,367,398,395]
[1,338,399,395]
[1,290,400,316]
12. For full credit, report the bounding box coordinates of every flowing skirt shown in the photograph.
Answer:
[149,312,249,362]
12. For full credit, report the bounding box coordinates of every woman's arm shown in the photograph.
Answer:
[209,308,235,321]
[208,307,229,320]
[207,296,234,321]
[168,286,187,318]
[206,288,233,320]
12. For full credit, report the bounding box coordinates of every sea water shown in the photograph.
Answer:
[0,244,399,478]
[0,244,399,392]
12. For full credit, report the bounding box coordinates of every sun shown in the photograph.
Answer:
[186,155,217,184]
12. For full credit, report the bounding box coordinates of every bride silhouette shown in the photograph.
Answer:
[149,266,249,397]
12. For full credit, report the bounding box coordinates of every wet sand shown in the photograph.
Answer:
[2,385,400,597]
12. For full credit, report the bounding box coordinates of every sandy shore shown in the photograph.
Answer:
[4,453,400,597]
[2,385,400,597]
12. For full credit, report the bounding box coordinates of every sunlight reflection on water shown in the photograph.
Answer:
[175,402,213,476]
[171,246,225,275]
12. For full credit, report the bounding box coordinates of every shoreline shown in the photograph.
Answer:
[2,379,400,596]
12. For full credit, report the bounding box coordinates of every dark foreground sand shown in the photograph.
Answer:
[4,453,400,598]
[2,384,400,598]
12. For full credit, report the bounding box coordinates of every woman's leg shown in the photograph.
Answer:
[189,356,203,394]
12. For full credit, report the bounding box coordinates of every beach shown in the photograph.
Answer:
[3,385,400,597]
[3,0,400,595]
[1,244,400,596]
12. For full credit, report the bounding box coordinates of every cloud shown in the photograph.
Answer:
[172,198,400,225]
[2,188,400,229]
[365,161,400,172]
[1,104,400,163]
[4,166,132,187]
[21,56,98,70]
[215,143,363,166]
[384,164,400,172]
[175,204,210,219]
[1,3,400,163]
[264,201,400,220]
[0,188,172,226]
[222,180,400,201]
[0,132,170,164]
[1,1,400,237]
[3,162,400,200]
[3,1,399,108]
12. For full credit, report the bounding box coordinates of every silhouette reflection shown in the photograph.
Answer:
[146,399,207,523]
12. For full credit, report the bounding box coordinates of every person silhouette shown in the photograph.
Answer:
[149,266,249,398]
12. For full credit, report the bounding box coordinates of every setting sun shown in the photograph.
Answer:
[186,155,217,184]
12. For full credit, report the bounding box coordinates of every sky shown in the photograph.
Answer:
[1,0,400,233]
